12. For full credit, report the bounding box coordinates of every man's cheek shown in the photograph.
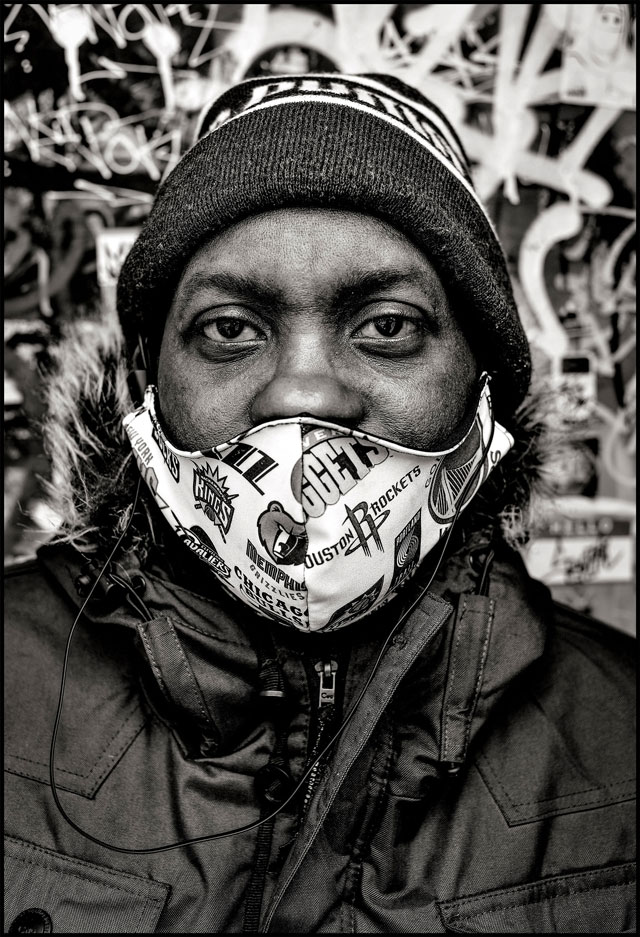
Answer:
[381,389,468,451]
[157,366,202,448]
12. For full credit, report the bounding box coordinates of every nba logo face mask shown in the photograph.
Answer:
[123,377,513,633]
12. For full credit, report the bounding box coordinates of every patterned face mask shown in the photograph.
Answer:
[123,377,513,633]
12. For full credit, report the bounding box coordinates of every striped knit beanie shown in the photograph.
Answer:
[117,73,531,411]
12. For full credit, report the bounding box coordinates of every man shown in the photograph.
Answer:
[5,74,635,933]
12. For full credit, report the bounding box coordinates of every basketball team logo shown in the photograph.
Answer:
[151,417,180,482]
[175,521,231,580]
[324,576,385,630]
[427,419,488,525]
[390,510,422,591]
[192,463,237,540]
[291,427,388,518]
[257,502,308,566]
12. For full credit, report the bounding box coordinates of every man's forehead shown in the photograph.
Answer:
[175,208,447,293]
[182,206,417,252]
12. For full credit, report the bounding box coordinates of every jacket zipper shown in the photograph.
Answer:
[257,656,344,898]
[301,659,340,815]
[243,647,289,933]
[249,658,344,930]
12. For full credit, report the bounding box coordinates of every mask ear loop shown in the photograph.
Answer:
[127,334,151,407]
[49,405,496,855]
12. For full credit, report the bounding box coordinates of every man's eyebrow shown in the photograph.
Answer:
[174,267,441,315]
[175,270,284,310]
[331,268,438,308]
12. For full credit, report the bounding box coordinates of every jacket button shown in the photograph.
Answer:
[9,909,53,933]
[255,763,293,805]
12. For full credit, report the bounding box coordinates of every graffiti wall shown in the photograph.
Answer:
[4,4,636,632]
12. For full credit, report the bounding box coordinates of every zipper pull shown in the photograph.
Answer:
[314,659,338,707]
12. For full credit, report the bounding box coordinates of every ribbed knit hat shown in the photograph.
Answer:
[117,73,531,410]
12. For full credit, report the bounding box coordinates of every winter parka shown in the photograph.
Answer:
[4,535,636,933]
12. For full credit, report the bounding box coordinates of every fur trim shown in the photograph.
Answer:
[469,388,554,551]
[42,316,139,554]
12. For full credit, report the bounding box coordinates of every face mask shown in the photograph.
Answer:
[123,377,513,633]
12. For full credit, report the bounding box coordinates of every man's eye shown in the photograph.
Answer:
[357,315,420,339]
[202,317,261,342]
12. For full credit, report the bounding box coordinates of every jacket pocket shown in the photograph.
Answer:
[4,837,170,934]
[438,863,635,933]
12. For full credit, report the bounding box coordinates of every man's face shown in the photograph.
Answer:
[157,208,478,451]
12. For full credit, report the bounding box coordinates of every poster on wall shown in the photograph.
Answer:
[559,3,636,109]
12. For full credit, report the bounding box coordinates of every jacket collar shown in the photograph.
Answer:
[37,540,548,770]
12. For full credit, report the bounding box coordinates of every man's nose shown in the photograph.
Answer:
[250,340,365,425]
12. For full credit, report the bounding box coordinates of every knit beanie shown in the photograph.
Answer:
[117,73,531,411]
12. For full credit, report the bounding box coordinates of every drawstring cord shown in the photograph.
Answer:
[468,541,496,597]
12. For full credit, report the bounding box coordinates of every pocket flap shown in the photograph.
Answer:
[5,837,170,934]
[438,863,635,933]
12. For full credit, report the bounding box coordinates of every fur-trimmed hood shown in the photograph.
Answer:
[41,316,552,568]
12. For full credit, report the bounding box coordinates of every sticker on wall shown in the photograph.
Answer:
[525,513,634,585]
[548,352,598,426]
[96,227,141,287]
